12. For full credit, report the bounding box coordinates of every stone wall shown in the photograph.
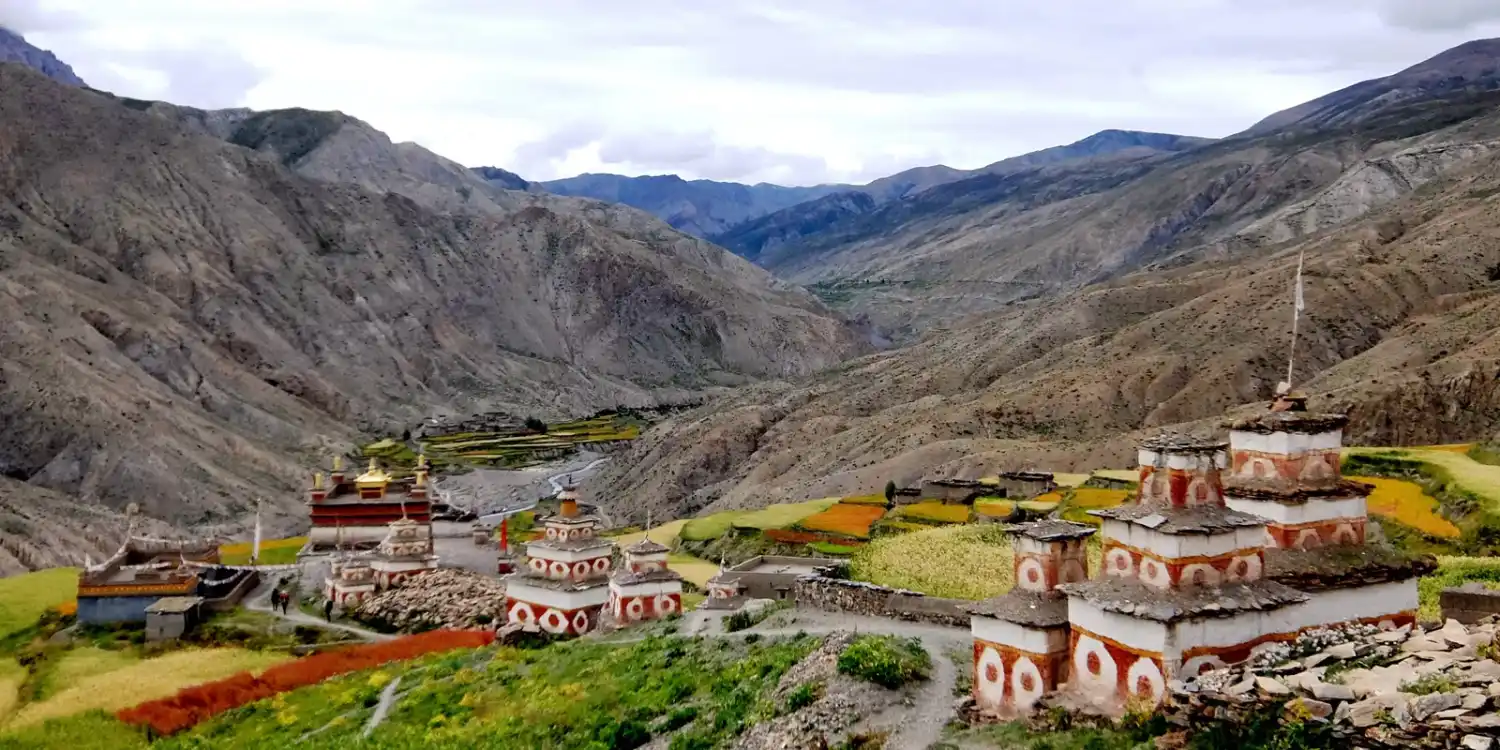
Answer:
[793,575,968,627]
[1442,584,1500,624]
[198,568,258,613]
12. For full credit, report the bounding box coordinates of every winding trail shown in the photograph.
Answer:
[244,581,395,642]
[884,640,957,750]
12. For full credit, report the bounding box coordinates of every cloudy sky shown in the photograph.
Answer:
[7,0,1500,185]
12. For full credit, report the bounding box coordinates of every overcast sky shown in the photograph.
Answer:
[7,0,1500,186]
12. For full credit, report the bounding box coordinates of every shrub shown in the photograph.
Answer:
[785,681,820,712]
[808,541,859,556]
[1400,674,1458,696]
[836,635,931,688]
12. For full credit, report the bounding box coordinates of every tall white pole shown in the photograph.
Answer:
[251,498,263,565]
[1284,250,1306,391]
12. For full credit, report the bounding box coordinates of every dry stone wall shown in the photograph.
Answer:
[793,575,968,627]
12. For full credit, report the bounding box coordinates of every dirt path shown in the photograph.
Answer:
[245,581,395,642]
[883,639,957,750]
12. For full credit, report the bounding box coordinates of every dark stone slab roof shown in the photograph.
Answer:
[1222,477,1372,503]
[965,589,1069,628]
[1265,544,1438,592]
[1226,410,1349,435]
[626,538,670,555]
[611,568,683,586]
[503,572,610,591]
[1089,504,1266,534]
[1058,578,1307,622]
[1141,433,1228,453]
[1000,471,1055,481]
[1006,519,1097,542]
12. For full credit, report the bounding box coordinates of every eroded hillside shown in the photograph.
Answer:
[0,64,867,564]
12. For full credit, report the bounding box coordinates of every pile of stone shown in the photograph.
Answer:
[354,568,505,632]
[1168,617,1500,750]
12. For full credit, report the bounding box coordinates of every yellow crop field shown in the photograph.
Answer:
[1414,444,1475,453]
[851,525,1015,599]
[1346,447,1500,508]
[1052,473,1092,488]
[34,648,139,701]
[730,498,839,530]
[667,554,720,588]
[1348,476,1460,538]
[974,500,1015,518]
[800,504,888,539]
[898,501,971,524]
[0,568,78,642]
[6,648,291,729]
[612,518,689,549]
[219,536,307,566]
[1070,488,1131,508]
[1092,469,1140,483]
[839,494,889,506]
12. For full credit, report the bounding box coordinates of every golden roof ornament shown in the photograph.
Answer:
[313,472,324,490]
[333,455,344,473]
[355,458,391,488]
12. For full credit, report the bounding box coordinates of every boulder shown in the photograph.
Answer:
[1408,692,1463,721]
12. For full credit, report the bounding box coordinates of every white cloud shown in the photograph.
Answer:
[16,0,1500,185]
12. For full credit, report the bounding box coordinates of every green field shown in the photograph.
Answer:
[11,633,821,749]
[0,568,77,644]
[218,537,307,566]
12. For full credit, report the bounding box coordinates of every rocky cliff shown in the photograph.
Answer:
[0,64,867,566]
[0,27,84,87]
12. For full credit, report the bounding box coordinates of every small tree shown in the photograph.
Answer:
[524,417,547,433]
[883,480,897,505]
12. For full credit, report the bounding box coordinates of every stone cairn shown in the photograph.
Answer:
[1165,616,1500,750]
[354,568,505,632]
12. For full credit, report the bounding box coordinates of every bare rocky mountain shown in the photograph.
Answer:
[0,26,84,87]
[0,63,867,568]
[471,165,531,191]
[590,40,1500,525]
[730,42,1500,339]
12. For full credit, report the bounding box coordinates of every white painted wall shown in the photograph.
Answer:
[609,580,682,598]
[1101,521,1262,560]
[526,543,612,563]
[1067,598,1168,654]
[972,616,1068,654]
[1224,495,1367,524]
[1230,430,1342,455]
[506,580,610,610]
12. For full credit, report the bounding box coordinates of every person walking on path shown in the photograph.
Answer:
[324,599,334,622]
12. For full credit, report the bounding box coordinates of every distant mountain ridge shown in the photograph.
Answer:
[539,173,846,238]
[0,27,85,86]
[539,129,1213,244]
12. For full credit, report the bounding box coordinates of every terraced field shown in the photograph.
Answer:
[219,537,307,566]
[418,416,640,469]
[0,568,77,643]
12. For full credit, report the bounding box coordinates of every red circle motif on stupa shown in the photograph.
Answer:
[1086,652,1101,675]
[984,664,999,683]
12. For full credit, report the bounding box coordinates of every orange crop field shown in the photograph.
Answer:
[800,503,888,539]
[1349,476,1461,538]
[1070,488,1130,508]
[974,500,1015,517]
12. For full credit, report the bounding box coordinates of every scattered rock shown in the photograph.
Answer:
[1312,683,1357,702]
[1303,652,1332,669]
[1325,642,1359,661]
[1286,697,1333,720]
[1461,735,1493,750]
[1403,636,1449,654]
[1408,692,1462,721]
[353,568,506,631]
[1435,708,1472,719]
[1255,676,1291,696]
[1462,692,1489,711]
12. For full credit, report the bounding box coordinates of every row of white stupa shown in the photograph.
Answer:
[501,487,684,635]
[967,394,1435,714]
